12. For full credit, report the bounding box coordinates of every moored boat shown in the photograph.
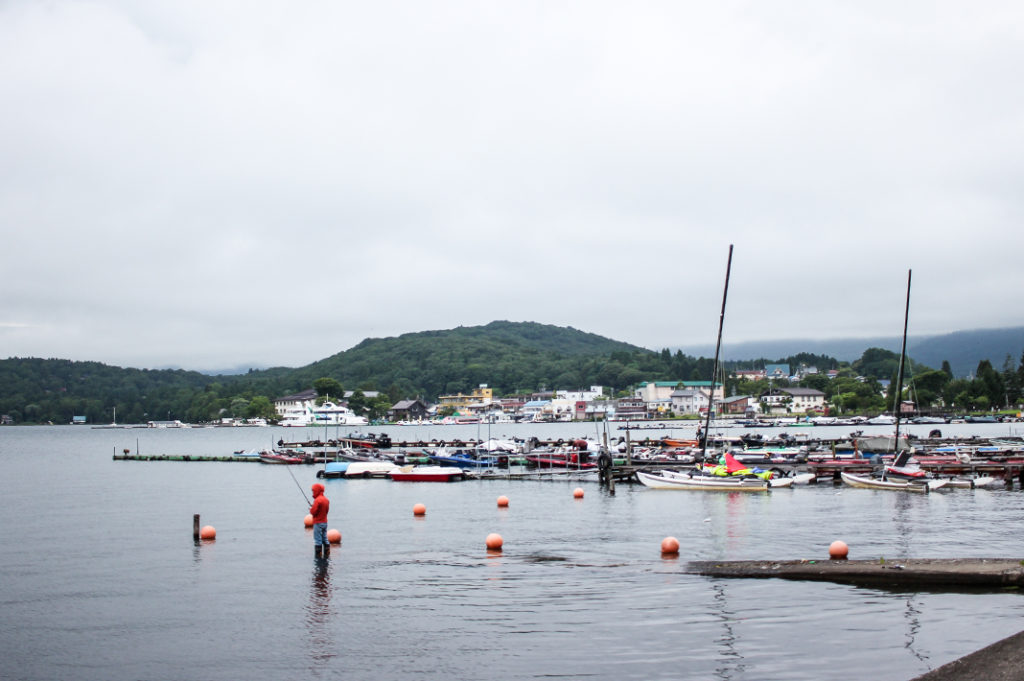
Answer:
[636,469,770,491]
[840,470,946,493]
[524,452,596,469]
[344,461,399,478]
[260,451,304,464]
[425,446,504,468]
[389,465,466,482]
[316,461,350,478]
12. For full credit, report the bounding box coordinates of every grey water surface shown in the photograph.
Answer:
[1,423,1022,681]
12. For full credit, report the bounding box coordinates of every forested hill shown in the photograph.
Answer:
[3,320,1022,425]
[273,320,651,398]
[0,322,660,424]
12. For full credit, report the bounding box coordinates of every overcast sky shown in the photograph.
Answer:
[2,1,1022,372]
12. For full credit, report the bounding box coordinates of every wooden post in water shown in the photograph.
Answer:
[193,514,200,541]
[626,428,632,467]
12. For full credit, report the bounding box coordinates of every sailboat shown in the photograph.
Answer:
[636,246,795,491]
[840,270,948,493]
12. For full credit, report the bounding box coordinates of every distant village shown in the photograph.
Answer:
[274,363,841,425]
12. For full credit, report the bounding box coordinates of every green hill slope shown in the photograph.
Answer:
[281,320,650,398]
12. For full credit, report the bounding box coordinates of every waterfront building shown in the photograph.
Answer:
[437,384,493,410]
[669,388,710,415]
[759,387,826,415]
[388,399,430,421]
[634,380,723,404]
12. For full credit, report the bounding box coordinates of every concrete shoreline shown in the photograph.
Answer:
[686,557,1024,590]
[910,629,1024,681]
[687,558,1024,679]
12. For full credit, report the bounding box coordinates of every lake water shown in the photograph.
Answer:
[2,422,1023,681]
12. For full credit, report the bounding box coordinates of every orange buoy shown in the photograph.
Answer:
[497,495,509,508]
[573,487,584,499]
[413,503,427,516]
[304,514,314,527]
[326,528,342,544]
[829,540,849,560]
[485,532,503,550]
[199,525,216,540]
[660,536,680,555]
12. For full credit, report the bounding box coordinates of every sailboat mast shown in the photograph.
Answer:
[701,244,733,461]
[893,269,912,449]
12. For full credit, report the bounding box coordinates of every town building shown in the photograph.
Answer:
[274,389,319,418]
[669,388,708,415]
[634,381,723,403]
[719,395,755,415]
[759,387,826,415]
[614,396,647,420]
[437,385,493,410]
[388,399,430,421]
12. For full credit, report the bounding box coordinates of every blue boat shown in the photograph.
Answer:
[424,447,504,469]
[316,461,350,478]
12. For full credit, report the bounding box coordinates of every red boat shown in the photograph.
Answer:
[259,451,304,464]
[524,454,596,469]
[389,466,465,482]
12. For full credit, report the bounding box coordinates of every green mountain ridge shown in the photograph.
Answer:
[2,321,1022,424]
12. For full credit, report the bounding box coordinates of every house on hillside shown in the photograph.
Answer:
[764,364,791,381]
[388,399,430,421]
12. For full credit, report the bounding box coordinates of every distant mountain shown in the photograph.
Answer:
[908,327,1024,377]
[677,327,1024,378]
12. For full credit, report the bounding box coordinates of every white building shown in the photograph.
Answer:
[760,388,826,415]
[670,389,710,415]
[635,381,723,403]
[555,386,605,402]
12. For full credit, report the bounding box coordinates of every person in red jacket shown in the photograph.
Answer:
[310,483,330,558]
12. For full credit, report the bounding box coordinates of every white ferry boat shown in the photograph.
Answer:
[279,402,368,427]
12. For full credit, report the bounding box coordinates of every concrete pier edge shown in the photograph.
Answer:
[686,558,1024,590]
[909,629,1024,681]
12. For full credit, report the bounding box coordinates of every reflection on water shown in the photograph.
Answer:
[306,556,336,669]
[903,596,930,668]
[712,582,746,680]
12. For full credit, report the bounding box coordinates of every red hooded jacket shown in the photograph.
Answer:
[309,483,329,524]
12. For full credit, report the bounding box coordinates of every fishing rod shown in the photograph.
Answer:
[285,463,312,506]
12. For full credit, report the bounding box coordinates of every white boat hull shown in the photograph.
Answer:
[840,471,947,493]
[636,470,769,491]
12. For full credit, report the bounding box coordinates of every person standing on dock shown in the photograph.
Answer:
[310,483,330,558]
